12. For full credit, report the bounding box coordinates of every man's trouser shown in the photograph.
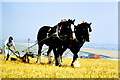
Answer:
[4,49,11,60]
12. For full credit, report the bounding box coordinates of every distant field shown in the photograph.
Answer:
[1,55,119,78]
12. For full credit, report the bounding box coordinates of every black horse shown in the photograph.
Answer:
[36,19,75,66]
[56,22,92,67]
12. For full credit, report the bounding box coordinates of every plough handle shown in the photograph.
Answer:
[8,48,20,58]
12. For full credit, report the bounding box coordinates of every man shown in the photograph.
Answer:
[4,36,17,60]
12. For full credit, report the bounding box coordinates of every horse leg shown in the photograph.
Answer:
[59,46,67,63]
[71,54,80,67]
[36,44,43,64]
[47,47,52,64]
[70,46,80,67]
[56,47,63,66]
[53,48,61,66]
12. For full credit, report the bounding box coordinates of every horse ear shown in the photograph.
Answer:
[68,19,70,21]
[73,19,75,22]
[90,22,92,25]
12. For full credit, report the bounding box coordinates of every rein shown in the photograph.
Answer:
[21,32,67,52]
[22,37,50,52]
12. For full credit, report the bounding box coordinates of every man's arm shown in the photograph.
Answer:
[4,39,9,49]
[12,41,17,51]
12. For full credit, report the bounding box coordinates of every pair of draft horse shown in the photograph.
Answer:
[36,19,92,67]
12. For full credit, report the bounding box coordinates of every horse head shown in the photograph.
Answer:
[75,22,92,42]
[57,19,75,39]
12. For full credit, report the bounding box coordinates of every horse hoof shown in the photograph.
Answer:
[71,64,80,67]
[58,64,62,67]
[55,63,62,66]
[71,64,74,67]
[36,61,40,64]
[47,61,52,64]
[55,64,62,67]
[74,64,80,67]
[36,61,37,63]
[55,64,59,66]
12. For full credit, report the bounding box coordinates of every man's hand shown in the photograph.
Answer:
[5,46,9,49]
[13,46,16,51]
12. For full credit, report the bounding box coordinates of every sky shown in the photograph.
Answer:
[0,1,118,44]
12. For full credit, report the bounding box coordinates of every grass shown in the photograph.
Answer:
[1,55,119,78]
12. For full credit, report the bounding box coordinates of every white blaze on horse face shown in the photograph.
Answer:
[71,24,76,39]
[88,28,91,42]
[71,24,74,32]
[89,34,91,42]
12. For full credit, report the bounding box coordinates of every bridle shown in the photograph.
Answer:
[74,23,92,43]
[57,21,75,40]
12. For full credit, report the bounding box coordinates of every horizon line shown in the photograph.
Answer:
[0,0,119,2]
